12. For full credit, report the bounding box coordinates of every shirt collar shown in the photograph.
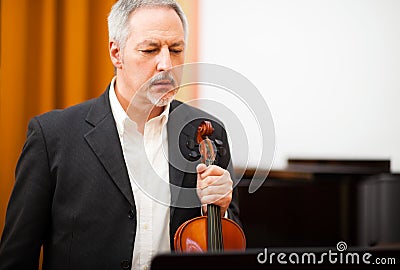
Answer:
[109,76,170,136]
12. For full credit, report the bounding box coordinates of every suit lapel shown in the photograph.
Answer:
[168,101,188,216]
[84,89,134,207]
[168,101,202,219]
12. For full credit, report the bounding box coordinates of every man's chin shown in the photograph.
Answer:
[154,98,172,107]
[148,90,177,107]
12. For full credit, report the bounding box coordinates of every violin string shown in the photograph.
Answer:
[218,206,223,250]
[217,206,222,250]
[209,204,213,251]
[212,205,215,250]
[210,207,215,251]
[209,205,212,250]
[209,204,214,251]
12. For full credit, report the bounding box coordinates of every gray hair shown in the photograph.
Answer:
[108,0,188,50]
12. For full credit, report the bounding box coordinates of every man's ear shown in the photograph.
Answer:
[109,41,123,69]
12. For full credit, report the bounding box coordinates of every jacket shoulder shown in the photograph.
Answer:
[170,100,225,128]
[36,97,98,124]
[32,90,110,131]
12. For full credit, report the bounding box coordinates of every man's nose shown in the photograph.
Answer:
[157,47,172,71]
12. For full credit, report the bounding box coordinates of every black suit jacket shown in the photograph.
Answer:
[0,88,241,270]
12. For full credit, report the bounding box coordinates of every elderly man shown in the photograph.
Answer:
[0,1,241,269]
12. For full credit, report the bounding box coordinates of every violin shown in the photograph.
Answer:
[174,121,246,252]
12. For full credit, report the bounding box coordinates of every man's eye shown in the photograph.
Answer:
[141,49,157,54]
[171,49,183,54]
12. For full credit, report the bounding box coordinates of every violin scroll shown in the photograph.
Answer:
[196,121,217,167]
[196,121,214,144]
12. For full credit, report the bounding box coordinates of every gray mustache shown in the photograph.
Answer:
[149,72,176,87]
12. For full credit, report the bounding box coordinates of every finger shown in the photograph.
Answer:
[200,193,232,207]
[199,165,227,178]
[199,172,233,189]
[202,205,208,216]
[196,163,207,174]
[198,184,233,198]
[197,175,222,190]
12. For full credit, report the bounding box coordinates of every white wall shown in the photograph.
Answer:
[197,0,400,172]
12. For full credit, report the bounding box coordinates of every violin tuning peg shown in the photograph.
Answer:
[215,139,223,146]
[189,150,200,159]
[186,139,196,150]
[217,147,227,157]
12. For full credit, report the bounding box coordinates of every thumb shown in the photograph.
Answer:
[196,163,207,174]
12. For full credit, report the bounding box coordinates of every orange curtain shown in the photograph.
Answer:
[0,0,117,240]
[0,0,199,246]
[176,0,200,103]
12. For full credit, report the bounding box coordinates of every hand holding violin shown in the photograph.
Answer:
[196,163,233,217]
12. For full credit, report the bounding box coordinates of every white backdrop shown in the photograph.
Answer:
[196,0,400,173]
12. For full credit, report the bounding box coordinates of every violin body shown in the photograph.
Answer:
[174,215,246,252]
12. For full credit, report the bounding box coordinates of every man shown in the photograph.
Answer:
[0,0,241,269]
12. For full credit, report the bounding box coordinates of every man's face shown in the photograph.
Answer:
[111,7,185,108]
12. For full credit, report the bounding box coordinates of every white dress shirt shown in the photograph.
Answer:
[109,77,171,270]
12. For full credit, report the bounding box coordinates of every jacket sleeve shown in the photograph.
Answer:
[0,117,53,270]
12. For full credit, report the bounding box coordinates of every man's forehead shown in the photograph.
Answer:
[136,39,185,47]
[127,7,185,43]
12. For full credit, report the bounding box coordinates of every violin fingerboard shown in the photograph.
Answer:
[207,204,223,252]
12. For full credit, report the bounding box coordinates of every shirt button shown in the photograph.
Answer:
[143,223,148,230]
[120,260,131,269]
[144,266,148,270]
[128,210,135,219]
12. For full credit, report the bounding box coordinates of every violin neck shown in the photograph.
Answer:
[202,137,223,251]
[207,204,223,252]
